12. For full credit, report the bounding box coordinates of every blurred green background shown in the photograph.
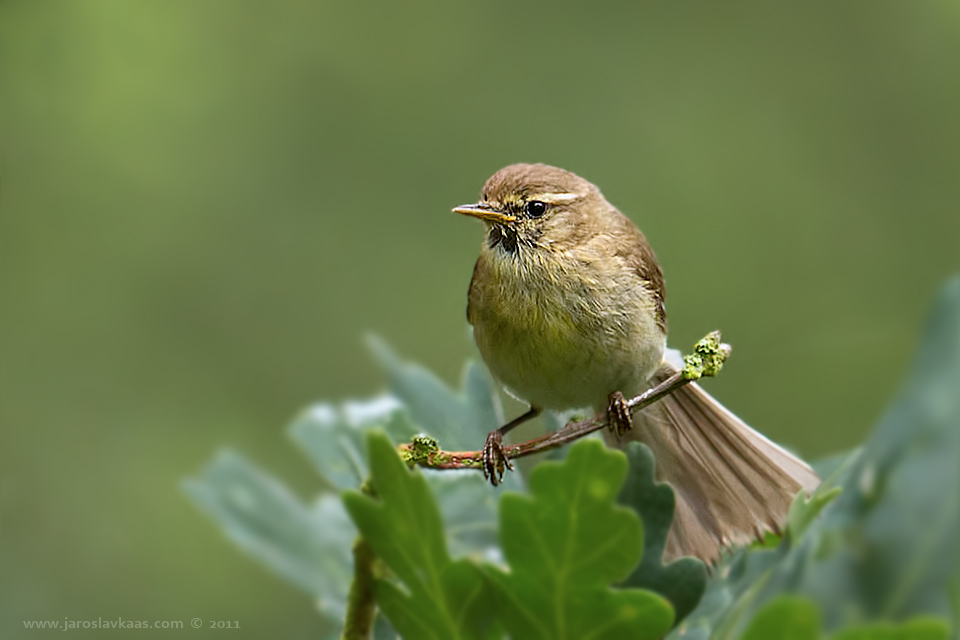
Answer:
[2,1,958,638]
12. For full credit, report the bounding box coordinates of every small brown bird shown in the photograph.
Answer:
[454,163,819,563]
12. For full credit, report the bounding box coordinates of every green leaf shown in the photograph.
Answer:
[673,275,960,639]
[183,452,353,622]
[485,439,674,640]
[342,431,497,640]
[786,485,842,542]
[618,442,708,624]
[426,472,500,561]
[779,277,960,627]
[741,596,820,640]
[291,395,500,560]
[366,336,524,491]
[366,335,501,452]
[289,395,416,490]
[831,617,950,640]
[668,470,853,640]
[811,449,861,480]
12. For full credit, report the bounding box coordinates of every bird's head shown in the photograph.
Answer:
[453,163,608,255]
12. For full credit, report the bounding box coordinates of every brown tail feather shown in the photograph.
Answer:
[606,363,820,564]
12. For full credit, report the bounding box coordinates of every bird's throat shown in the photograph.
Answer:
[487,224,519,255]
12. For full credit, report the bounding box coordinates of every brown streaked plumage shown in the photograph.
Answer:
[454,163,819,564]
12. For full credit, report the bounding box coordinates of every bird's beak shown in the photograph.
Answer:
[452,203,516,224]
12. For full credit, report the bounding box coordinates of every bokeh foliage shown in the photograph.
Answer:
[3,1,959,638]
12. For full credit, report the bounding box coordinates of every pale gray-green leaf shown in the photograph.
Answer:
[289,394,414,490]
[366,335,522,492]
[183,452,353,622]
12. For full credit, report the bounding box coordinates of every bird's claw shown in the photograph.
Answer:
[607,390,633,438]
[482,430,513,486]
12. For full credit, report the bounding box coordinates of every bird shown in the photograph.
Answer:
[453,162,820,563]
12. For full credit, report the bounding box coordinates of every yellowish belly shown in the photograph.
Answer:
[470,256,664,411]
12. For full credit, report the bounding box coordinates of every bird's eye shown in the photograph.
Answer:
[525,200,547,218]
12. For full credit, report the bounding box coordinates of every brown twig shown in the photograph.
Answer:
[399,331,731,472]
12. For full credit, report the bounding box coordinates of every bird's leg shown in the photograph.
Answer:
[483,406,542,486]
[607,391,632,438]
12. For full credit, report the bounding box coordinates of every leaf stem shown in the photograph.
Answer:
[341,481,380,640]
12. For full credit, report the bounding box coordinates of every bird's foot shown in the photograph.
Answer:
[482,430,513,486]
[607,390,633,438]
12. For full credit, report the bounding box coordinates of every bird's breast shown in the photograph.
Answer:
[468,246,665,411]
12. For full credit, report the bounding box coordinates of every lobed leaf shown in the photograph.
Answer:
[342,431,498,640]
[366,336,501,452]
[618,442,708,624]
[366,336,524,492]
[291,394,500,561]
[485,439,674,640]
[183,452,354,622]
[289,394,414,491]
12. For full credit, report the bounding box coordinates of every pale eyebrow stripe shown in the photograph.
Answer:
[533,192,581,203]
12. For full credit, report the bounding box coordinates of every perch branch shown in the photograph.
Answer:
[399,330,732,471]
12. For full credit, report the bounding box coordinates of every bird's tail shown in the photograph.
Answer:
[606,362,820,564]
